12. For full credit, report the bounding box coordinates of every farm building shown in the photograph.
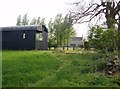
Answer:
[0,25,48,50]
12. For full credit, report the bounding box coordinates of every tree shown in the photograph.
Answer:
[40,18,46,26]
[16,14,46,26]
[88,26,118,52]
[30,17,46,26]
[53,14,63,48]
[70,0,120,29]
[22,14,29,25]
[16,15,21,26]
[16,14,29,26]
[30,17,37,25]
[62,14,76,50]
[65,27,76,50]
[36,17,41,25]
[48,14,76,50]
[48,18,56,49]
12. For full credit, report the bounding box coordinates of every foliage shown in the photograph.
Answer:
[48,18,57,49]
[88,26,118,52]
[84,41,90,50]
[48,14,76,49]
[16,14,46,26]
[22,14,29,25]
[30,17,46,26]
[16,15,21,26]
[30,17,37,25]
[2,50,120,87]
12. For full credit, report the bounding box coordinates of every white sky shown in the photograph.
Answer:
[0,0,89,38]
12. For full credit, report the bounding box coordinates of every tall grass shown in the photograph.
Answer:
[2,50,120,87]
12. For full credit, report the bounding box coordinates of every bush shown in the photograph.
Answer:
[88,26,118,53]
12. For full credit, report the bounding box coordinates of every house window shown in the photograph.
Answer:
[23,31,26,39]
[36,32,43,41]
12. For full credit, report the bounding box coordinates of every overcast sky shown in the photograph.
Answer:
[0,0,89,38]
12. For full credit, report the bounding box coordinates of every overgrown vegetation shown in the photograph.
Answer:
[86,26,119,74]
[88,26,118,53]
[48,14,76,50]
[2,50,120,87]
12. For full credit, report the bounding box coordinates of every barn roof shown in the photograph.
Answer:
[0,25,48,32]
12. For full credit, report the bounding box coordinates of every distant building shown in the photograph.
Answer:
[69,37,84,47]
[0,25,48,50]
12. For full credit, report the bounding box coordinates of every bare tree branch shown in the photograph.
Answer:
[69,0,119,29]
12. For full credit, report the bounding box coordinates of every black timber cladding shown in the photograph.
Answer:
[0,25,48,50]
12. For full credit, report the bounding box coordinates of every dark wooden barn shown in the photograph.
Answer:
[0,25,48,50]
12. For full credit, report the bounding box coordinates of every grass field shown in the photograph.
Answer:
[2,50,120,87]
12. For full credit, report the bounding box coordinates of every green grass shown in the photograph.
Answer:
[2,50,120,87]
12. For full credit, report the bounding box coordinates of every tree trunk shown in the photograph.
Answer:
[105,2,116,29]
[63,45,65,50]
[63,33,65,50]
[73,47,75,50]
[49,46,51,50]
[67,40,69,50]
[67,45,69,50]
[118,15,120,59]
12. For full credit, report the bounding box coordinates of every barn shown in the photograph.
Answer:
[0,25,48,50]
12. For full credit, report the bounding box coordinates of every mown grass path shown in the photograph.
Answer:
[2,50,120,87]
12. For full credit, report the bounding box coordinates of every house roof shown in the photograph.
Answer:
[0,25,48,32]
[71,37,83,41]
